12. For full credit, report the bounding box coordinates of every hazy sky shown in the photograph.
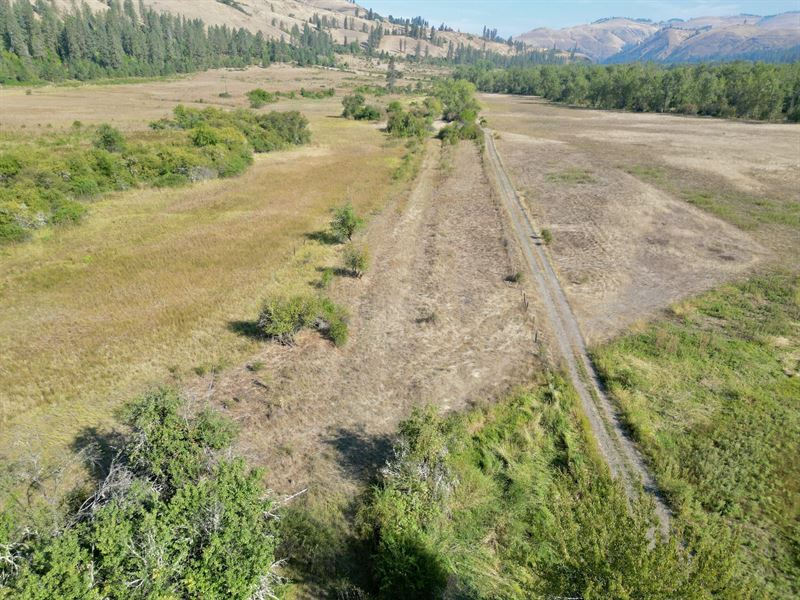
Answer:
[359,0,800,37]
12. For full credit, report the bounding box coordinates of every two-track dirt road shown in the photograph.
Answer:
[484,129,672,533]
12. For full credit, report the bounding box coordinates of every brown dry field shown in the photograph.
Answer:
[0,64,410,459]
[482,94,800,344]
[188,141,539,495]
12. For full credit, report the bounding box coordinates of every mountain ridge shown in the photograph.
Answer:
[518,11,800,63]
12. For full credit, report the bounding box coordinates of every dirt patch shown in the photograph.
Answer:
[189,141,538,495]
[481,96,787,344]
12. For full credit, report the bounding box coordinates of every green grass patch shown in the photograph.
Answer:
[625,164,668,183]
[625,163,800,234]
[546,167,595,184]
[594,273,800,598]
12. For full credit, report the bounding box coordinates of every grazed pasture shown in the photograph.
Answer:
[482,94,800,343]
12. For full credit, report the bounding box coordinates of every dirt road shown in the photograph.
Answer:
[484,129,672,532]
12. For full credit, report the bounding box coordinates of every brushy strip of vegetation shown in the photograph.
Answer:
[247,87,278,108]
[594,273,800,598]
[341,94,382,121]
[0,105,309,243]
[0,389,282,599]
[457,61,800,121]
[282,375,752,599]
[258,295,349,346]
[433,79,484,145]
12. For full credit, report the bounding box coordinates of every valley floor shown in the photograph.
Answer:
[192,140,538,495]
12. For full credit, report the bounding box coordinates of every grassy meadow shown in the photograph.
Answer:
[594,273,800,597]
[0,67,411,458]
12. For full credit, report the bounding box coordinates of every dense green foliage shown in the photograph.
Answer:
[431,79,483,143]
[0,389,281,599]
[0,0,336,84]
[385,99,436,139]
[341,93,381,121]
[246,87,277,108]
[291,376,750,598]
[594,273,800,598]
[329,202,364,242]
[258,295,349,346]
[457,61,800,121]
[0,106,309,242]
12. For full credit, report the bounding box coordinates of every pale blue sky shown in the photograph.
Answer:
[359,0,800,37]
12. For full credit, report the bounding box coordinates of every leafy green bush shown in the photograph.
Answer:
[343,244,369,277]
[247,87,276,108]
[386,105,430,139]
[330,203,363,242]
[93,124,126,153]
[257,295,349,346]
[342,94,381,121]
[0,389,281,599]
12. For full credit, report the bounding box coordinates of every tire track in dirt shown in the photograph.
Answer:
[484,128,672,533]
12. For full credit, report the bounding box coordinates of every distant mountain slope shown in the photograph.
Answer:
[138,0,515,59]
[518,12,800,63]
[517,18,659,61]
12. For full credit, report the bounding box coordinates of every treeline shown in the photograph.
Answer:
[0,106,309,242]
[456,61,800,121]
[0,0,335,83]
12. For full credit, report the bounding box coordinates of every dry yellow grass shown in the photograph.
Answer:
[0,66,409,458]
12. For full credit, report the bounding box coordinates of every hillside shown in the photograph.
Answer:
[138,0,515,59]
[518,17,658,61]
[519,12,800,63]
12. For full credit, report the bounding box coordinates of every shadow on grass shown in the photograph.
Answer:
[305,230,340,245]
[71,426,125,483]
[227,320,263,340]
[323,425,394,483]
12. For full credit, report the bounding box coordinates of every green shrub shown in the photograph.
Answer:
[386,109,430,139]
[50,199,87,225]
[93,123,125,153]
[257,295,349,346]
[1,389,281,600]
[541,228,553,244]
[190,124,221,147]
[246,87,276,108]
[257,296,318,343]
[342,93,367,119]
[330,203,363,242]
[343,244,369,277]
